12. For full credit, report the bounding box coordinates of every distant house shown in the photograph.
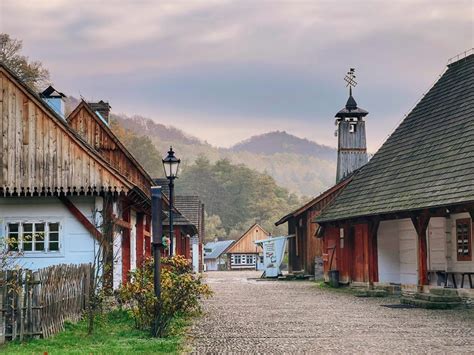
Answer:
[316,53,474,294]
[224,224,269,270]
[204,240,234,271]
[153,179,205,272]
[275,176,352,275]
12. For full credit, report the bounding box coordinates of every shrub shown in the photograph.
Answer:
[119,255,212,337]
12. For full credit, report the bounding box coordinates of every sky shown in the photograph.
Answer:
[1,0,472,151]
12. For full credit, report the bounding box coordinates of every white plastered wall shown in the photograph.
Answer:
[377,220,400,283]
[377,218,417,285]
[446,213,473,288]
[130,210,137,271]
[0,196,98,270]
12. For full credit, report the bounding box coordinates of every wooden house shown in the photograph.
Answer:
[0,62,168,288]
[275,177,352,275]
[224,223,269,270]
[204,239,234,271]
[316,53,474,296]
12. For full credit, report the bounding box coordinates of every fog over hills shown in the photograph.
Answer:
[112,113,337,197]
[230,130,336,160]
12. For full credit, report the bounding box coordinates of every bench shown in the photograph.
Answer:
[434,271,474,289]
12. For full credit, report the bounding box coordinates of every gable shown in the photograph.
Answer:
[68,102,152,196]
[317,54,474,223]
[0,66,132,196]
[226,224,269,253]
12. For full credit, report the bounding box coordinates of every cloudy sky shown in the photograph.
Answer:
[1,0,472,151]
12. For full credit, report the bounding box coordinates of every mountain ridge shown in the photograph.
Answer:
[112,113,336,196]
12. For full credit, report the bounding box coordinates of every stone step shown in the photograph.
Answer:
[354,289,388,298]
[429,288,458,297]
[415,293,462,303]
[400,297,463,310]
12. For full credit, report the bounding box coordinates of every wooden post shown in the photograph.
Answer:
[368,219,380,285]
[411,213,430,287]
[136,213,145,267]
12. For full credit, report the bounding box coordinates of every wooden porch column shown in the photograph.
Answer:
[136,213,144,268]
[411,213,431,287]
[145,215,151,257]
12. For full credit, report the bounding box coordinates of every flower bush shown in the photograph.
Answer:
[119,255,212,336]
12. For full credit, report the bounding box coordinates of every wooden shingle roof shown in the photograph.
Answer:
[317,53,474,223]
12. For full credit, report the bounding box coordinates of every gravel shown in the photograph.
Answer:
[187,271,474,354]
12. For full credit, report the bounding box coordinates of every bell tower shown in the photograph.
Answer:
[335,68,368,183]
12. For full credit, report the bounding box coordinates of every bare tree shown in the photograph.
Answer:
[87,194,118,335]
[0,33,50,89]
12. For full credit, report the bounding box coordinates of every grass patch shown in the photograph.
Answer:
[313,280,357,294]
[2,310,190,354]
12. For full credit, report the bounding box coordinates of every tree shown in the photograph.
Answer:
[176,157,302,237]
[0,33,50,89]
[110,118,163,178]
[204,213,226,242]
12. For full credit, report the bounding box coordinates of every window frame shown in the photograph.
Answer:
[5,219,63,256]
[455,218,472,262]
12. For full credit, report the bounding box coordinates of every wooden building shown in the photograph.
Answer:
[316,53,474,295]
[0,63,169,288]
[224,223,269,270]
[275,177,352,275]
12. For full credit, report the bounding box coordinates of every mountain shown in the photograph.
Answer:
[115,114,201,146]
[111,114,336,197]
[230,130,336,160]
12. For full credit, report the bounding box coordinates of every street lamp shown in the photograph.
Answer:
[162,146,180,256]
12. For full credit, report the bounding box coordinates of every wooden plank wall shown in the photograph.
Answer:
[67,105,151,196]
[0,71,130,194]
[227,225,268,254]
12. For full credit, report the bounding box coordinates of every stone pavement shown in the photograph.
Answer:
[187,271,474,354]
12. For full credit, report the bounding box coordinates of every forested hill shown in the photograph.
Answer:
[109,121,303,240]
[230,131,336,160]
[175,157,302,240]
[113,114,336,197]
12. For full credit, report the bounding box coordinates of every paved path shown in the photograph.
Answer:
[188,271,474,354]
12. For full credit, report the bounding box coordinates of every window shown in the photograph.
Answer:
[7,222,61,253]
[7,223,19,251]
[456,219,472,261]
[246,255,255,264]
[233,255,241,265]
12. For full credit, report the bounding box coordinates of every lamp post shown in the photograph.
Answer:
[162,146,180,256]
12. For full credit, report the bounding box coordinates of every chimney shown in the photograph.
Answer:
[88,100,111,125]
[40,85,66,119]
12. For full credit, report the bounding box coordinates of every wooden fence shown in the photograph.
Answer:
[0,263,91,344]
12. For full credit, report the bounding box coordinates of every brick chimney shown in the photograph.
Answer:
[88,100,111,125]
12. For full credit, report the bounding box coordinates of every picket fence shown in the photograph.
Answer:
[0,263,91,344]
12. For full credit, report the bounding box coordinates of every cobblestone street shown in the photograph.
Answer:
[188,271,474,354]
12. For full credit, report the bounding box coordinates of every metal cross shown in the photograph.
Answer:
[344,68,357,88]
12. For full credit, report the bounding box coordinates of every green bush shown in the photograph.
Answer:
[119,255,212,337]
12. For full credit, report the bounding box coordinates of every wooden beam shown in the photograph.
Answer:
[112,217,132,230]
[411,212,430,286]
[58,196,102,240]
